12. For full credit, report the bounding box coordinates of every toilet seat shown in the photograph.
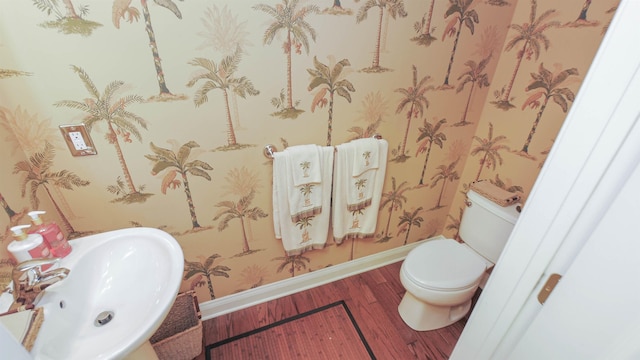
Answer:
[403,239,487,291]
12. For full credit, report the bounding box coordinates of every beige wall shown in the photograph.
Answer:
[0,0,617,303]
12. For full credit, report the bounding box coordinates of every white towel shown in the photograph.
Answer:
[332,139,388,244]
[273,146,334,255]
[284,145,323,222]
[347,138,381,211]
[287,144,322,186]
[351,138,380,177]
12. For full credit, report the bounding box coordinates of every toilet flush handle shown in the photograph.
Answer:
[465,200,472,207]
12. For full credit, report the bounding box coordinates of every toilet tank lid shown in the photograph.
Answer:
[468,189,520,224]
[404,239,487,291]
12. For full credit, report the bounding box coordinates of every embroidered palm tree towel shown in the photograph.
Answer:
[273,146,334,255]
[470,180,521,206]
[347,138,381,211]
[333,139,388,244]
[285,144,324,222]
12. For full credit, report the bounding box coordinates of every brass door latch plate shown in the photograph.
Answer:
[538,273,562,305]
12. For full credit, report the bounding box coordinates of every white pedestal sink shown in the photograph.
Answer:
[29,227,184,360]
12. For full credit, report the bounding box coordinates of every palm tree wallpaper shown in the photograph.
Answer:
[307,56,355,146]
[55,65,152,204]
[187,48,260,148]
[0,0,619,304]
[112,0,188,101]
[145,140,213,230]
[253,0,320,119]
[13,142,90,237]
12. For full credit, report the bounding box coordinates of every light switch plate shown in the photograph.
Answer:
[60,124,97,156]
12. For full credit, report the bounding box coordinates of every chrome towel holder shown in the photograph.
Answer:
[263,144,277,159]
[263,134,383,159]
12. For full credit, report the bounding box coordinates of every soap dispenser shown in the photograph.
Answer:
[27,210,72,258]
[8,225,52,266]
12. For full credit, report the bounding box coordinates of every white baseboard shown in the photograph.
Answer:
[200,235,445,320]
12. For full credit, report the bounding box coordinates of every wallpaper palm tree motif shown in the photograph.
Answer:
[273,253,310,277]
[213,167,269,257]
[416,117,447,186]
[490,174,524,193]
[236,264,269,291]
[184,253,230,300]
[322,0,356,16]
[471,123,509,181]
[446,207,464,239]
[0,192,29,242]
[348,91,389,140]
[0,70,32,79]
[187,48,260,149]
[0,0,620,302]
[0,194,20,223]
[356,0,408,73]
[456,57,491,126]
[520,63,577,154]
[214,190,268,256]
[379,177,409,243]
[0,106,61,156]
[394,65,433,162]
[307,56,355,146]
[412,0,437,46]
[145,141,213,230]
[196,5,253,131]
[13,143,89,237]
[112,0,186,101]
[222,167,264,244]
[32,0,101,36]
[493,0,559,110]
[430,159,460,209]
[253,0,319,119]
[563,0,599,28]
[196,5,252,56]
[442,0,479,87]
[55,65,152,204]
[398,206,424,245]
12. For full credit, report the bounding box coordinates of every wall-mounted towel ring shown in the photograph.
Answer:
[264,144,277,159]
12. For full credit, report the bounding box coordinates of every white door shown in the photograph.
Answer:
[506,138,640,359]
[451,1,640,358]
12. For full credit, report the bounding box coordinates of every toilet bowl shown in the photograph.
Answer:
[398,238,490,331]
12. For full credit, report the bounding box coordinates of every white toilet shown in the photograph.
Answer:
[398,188,520,331]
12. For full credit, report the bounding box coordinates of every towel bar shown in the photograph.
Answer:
[263,134,383,159]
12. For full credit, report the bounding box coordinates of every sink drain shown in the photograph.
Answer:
[94,311,115,327]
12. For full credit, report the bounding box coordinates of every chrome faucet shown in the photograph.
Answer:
[12,258,70,307]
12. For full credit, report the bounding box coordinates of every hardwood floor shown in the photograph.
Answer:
[196,261,478,360]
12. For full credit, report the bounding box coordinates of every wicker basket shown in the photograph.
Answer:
[150,291,203,360]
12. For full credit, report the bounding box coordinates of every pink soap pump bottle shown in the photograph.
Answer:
[27,210,72,258]
[8,225,52,270]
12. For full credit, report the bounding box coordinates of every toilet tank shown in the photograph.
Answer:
[458,189,520,263]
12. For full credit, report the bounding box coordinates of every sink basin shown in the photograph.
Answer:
[30,227,184,360]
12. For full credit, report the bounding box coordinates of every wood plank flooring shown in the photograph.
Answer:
[196,261,479,360]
